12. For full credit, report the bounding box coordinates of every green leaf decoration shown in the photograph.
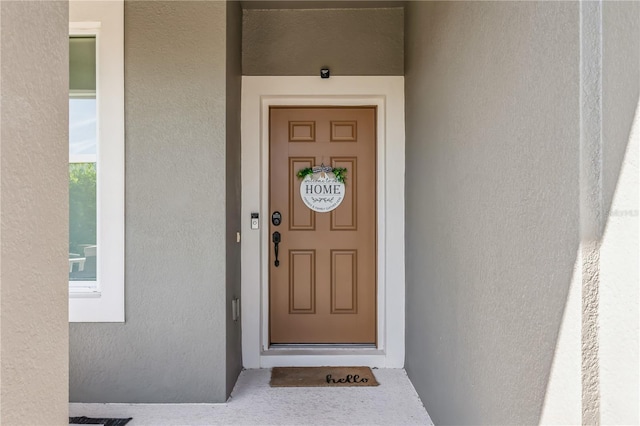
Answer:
[296,166,347,184]
[296,167,314,180]
[332,167,347,184]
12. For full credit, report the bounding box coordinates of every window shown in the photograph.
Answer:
[69,36,97,286]
[69,1,124,322]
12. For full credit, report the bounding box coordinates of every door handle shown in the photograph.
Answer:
[272,231,281,267]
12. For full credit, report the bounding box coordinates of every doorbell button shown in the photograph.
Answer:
[251,213,259,230]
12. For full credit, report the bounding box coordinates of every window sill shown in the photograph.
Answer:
[69,289,102,298]
[69,286,124,323]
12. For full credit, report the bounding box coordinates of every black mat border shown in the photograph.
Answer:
[70,416,132,426]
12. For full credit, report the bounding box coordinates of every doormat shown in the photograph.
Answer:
[70,416,132,426]
[270,366,379,387]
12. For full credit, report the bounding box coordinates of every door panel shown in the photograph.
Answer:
[331,158,357,230]
[289,250,316,313]
[288,158,315,230]
[269,107,376,344]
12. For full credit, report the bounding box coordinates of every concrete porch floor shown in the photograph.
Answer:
[70,368,433,425]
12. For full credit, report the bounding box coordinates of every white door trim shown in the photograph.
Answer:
[241,76,405,368]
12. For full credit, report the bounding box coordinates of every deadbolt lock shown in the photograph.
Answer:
[271,211,282,226]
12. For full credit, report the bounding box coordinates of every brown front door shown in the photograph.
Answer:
[269,107,377,344]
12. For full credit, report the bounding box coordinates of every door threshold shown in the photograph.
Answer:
[259,349,386,368]
[269,343,376,349]
[262,345,383,357]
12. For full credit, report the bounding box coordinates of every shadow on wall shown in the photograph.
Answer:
[541,97,640,424]
[404,2,582,424]
[542,0,640,420]
[404,1,639,424]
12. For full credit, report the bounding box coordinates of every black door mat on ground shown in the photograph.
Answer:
[70,416,132,426]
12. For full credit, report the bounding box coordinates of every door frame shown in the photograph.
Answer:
[241,76,405,368]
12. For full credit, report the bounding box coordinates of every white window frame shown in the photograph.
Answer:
[69,0,124,322]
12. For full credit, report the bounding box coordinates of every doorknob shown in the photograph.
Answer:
[272,231,281,267]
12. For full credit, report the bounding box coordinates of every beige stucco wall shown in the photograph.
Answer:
[405,2,581,423]
[242,7,403,76]
[599,1,639,422]
[0,1,69,423]
[545,3,639,423]
[599,90,639,425]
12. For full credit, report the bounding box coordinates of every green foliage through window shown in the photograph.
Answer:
[69,163,96,257]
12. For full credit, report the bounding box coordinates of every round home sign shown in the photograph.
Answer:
[298,166,346,213]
